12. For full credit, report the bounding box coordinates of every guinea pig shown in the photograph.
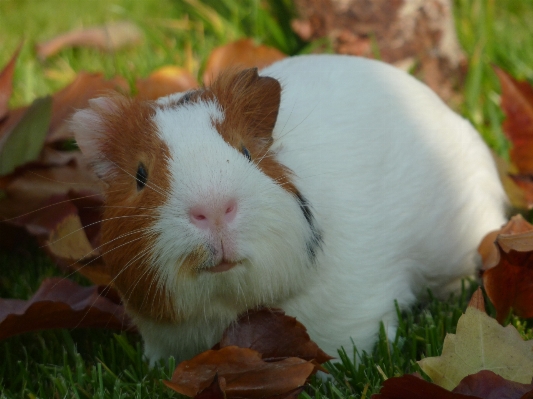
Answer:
[70,54,507,364]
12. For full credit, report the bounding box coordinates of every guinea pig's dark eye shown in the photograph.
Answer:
[136,163,148,191]
[241,145,252,162]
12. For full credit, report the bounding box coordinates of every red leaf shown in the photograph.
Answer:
[481,215,533,322]
[0,278,135,340]
[165,346,314,398]
[219,308,333,363]
[194,374,227,399]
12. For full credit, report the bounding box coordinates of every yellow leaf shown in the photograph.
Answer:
[418,306,533,390]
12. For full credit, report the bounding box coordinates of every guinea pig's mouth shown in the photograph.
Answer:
[205,260,241,273]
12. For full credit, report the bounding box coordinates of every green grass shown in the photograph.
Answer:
[1,0,533,398]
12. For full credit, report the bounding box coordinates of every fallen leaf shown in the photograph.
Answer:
[418,298,533,390]
[372,371,533,399]
[453,370,533,399]
[0,96,52,176]
[479,215,533,322]
[219,308,333,363]
[3,188,111,285]
[136,66,198,100]
[36,21,143,60]
[467,288,485,313]
[0,43,22,121]
[0,277,134,340]
[371,374,476,399]
[495,67,533,175]
[194,374,226,399]
[491,150,527,209]
[0,154,102,221]
[164,346,314,398]
[202,39,286,85]
[46,72,128,143]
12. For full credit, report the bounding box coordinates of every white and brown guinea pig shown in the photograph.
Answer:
[71,54,507,364]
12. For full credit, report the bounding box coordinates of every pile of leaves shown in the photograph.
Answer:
[2,20,533,398]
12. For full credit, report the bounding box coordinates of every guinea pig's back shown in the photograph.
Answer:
[261,55,507,298]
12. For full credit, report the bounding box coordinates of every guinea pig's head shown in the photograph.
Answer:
[71,68,321,323]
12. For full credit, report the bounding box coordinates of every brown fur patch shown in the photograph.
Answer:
[88,95,178,322]
[175,246,211,278]
[166,68,298,195]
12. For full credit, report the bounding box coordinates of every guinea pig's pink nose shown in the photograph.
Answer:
[189,199,237,230]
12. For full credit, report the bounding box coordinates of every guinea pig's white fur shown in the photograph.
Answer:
[71,54,507,364]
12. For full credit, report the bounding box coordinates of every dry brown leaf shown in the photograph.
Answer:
[219,308,333,364]
[0,43,22,121]
[36,21,143,60]
[479,215,533,322]
[164,346,314,398]
[418,297,533,390]
[136,66,198,100]
[194,374,227,399]
[4,189,111,286]
[0,154,102,221]
[0,277,134,340]
[202,39,286,85]
[491,150,527,209]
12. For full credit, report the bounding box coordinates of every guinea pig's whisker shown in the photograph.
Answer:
[52,233,148,287]
[136,266,167,318]
[3,189,123,223]
[117,245,158,305]
[106,243,156,295]
[278,99,297,139]
[81,228,148,262]
[274,102,317,141]
[65,246,154,331]
[98,205,159,211]
[27,170,100,186]
[39,214,156,250]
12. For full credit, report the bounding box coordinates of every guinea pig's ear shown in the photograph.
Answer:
[234,68,281,136]
[212,67,281,140]
[70,97,119,179]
